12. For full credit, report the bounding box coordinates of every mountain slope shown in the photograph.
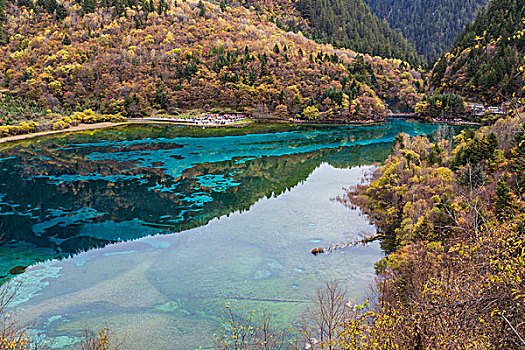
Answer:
[0,0,424,128]
[241,0,423,67]
[430,0,525,103]
[295,0,423,66]
[364,0,488,62]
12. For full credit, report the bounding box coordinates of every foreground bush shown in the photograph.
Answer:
[0,122,39,137]
[214,304,296,350]
[0,283,42,350]
[79,328,121,350]
[0,282,121,350]
[71,110,127,125]
[0,109,127,137]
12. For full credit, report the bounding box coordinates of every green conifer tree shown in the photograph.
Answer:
[495,177,512,221]
[197,0,205,17]
[62,34,71,45]
[0,0,6,24]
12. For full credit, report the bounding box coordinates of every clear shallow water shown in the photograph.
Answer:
[0,120,461,349]
[12,164,380,349]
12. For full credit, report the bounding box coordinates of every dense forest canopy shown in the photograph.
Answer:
[293,0,423,67]
[341,112,525,348]
[240,0,423,67]
[431,0,525,104]
[0,0,426,133]
[364,0,488,62]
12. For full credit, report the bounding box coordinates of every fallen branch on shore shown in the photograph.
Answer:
[311,234,385,255]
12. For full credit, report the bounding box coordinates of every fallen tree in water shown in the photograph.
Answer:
[311,234,386,255]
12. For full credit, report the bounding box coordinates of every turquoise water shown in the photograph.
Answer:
[0,120,460,349]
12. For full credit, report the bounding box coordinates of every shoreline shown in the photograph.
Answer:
[126,117,248,127]
[0,117,386,145]
[291,118,385,125]
[0,122,128,145]
[0,115,473,145]
[432,118,481,126]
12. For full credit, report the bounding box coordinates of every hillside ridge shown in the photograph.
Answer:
[0,0,424,135]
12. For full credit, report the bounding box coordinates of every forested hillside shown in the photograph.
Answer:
[294,0,423,67]
[341,111,525,348]
[0,0,425,134]
[431,0,525,104]
[364,0,488,62]
[241,0,423,67]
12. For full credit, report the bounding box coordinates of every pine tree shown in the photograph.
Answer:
[197,0,205,17]
[112,0,124,17]
[0,0,6,24]
[0,0,6,45]
[82,0,96,14]
[495,177,512,221]
[62,34,71,45]
[56,4,67,20]
[155,79,167,110]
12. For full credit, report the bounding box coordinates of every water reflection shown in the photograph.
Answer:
[0,120,457,278]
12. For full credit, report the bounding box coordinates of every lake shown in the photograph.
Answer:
[0,120,459,349]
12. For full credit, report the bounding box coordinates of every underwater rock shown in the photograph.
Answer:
[254,270,271,280]
[268,260,283,269]
[155,301,180,313]
[10,265,26,275]
[49,335,81,349]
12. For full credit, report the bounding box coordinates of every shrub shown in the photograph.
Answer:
[52,120,69,130]
[214,304,295,349]
[0,122,39,137]
[0,282,47,350]
[71,110,127,124]
[79,328,121,350]
[301,105,320,120]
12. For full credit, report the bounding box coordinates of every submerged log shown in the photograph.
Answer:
[311,234,385,255]
[311,247,324,255]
